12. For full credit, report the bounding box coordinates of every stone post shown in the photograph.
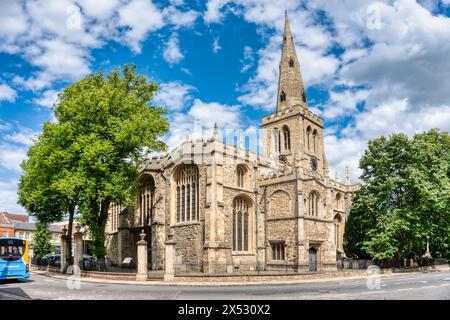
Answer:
[136,230,148,281]
[73,224,84,270]
[164,233,176,281]
[60,225,68,273]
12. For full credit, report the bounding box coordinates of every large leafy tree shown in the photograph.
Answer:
[19,121,83,271]
[53,65,168,267]
[344,130,450,262]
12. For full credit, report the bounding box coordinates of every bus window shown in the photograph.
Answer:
[0,239,25,262]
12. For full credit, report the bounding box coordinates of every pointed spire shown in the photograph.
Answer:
[345,166,350,185]
[212,122,219,139]
[335,171,339,182]
[276,11,307,112]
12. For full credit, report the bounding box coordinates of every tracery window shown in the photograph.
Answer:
[139,176,155,226]
[308,191,320,217]
[283,125,291,151]
[236,165,246,188]
[232,197,250,252]
[175,165,199,223]
[313,129,318,154]
[306,126,311,151]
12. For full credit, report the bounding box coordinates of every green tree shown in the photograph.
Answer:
[18,121,83,271]
[32,222,54,260]
[53,65,168,267]
[344,130,450,262]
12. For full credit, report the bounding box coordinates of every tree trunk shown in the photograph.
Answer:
[65,206,75,273]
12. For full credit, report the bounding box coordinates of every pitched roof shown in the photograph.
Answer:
[1,212,29,223]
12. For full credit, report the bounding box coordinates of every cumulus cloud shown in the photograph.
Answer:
[0,178,23,213]
[32,90,60,108]
[118,0,165,53]
[0,84,17,103]
[163,33,184,65]
[153,81,195,111]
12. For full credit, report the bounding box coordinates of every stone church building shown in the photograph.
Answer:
[106,13,359,274]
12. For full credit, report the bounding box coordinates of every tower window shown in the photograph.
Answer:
[289,58,294,67]
[280,91,286,102]
[236,165,246,188]
[283,126,291,151]
[309,191,320,217]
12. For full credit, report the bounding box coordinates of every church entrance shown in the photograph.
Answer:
[309,247,317,272]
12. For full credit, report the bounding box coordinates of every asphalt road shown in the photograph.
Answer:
[1,270,450,300]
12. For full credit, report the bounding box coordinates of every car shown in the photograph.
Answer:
[82,254,95,270]
[39,253,61,267]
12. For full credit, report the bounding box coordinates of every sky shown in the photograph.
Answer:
[0,0,450,214]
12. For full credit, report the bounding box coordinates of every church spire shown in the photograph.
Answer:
[276,11,307,112]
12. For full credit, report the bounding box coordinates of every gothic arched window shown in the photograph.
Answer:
[283,125,291,151]
[232,197,251,252]
[175,164,199,223]
[335,193,342,210]
[236,165,246,188]
[138,175,155,226]
[309,191,320,217]
[280,91,286,102]
[306,126,311,151]
[289,58,294,67]
[272,128,281,154]
[334,214,342,249]
[313,129,318,154]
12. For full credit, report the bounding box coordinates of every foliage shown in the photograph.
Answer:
[344,129,450,262]
[32,222,54,259]
[52,65,168,260]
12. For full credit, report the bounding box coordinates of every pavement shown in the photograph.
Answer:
[1,269,450,299]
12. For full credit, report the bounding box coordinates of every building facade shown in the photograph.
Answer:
[106,13,359,274]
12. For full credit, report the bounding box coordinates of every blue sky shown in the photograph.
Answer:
[1,0,450,214]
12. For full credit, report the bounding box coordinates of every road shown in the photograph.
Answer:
[1,270,450,300]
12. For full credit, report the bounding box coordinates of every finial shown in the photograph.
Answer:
[239,132,244,150]
[213,122,219,139]
[345,166,350,185]
[335,171,339,182]
[139,230,146,241]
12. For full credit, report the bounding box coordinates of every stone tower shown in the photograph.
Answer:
[262,12,326,176]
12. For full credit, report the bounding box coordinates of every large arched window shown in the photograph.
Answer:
[334,214,342,249]
[283,125,291,151]
[236,165,246,188]
[306,126,311,151]
[312,129,318,154]
[232,197,251,252]
[280,90,286,102]
[138,175,155,226]
[110,203,121,231]
[174,164,199,223]
[308,191,320,217]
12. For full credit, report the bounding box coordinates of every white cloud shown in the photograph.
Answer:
[32,90,60,109]
[188,99,241,130]
[0,84,17,103]
[77,0,121,19]
[3,128,39,147]
[204,0,230,23]
[0,178,23,214]
[163,6,199,27]
[118,0,165,53]
[323,89,370,119]
[0,0,28,45]
[153,81,195,111]
[212,37,222,53]
[163,33,184,65]
[0,143,27,172]
[240,46,254,73]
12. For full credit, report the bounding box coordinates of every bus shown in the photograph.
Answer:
[0,237,30,280]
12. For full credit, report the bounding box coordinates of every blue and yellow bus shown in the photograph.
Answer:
[0,237,30,280]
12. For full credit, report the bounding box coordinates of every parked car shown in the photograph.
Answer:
[82,254,95,270]
[38,253,61,267]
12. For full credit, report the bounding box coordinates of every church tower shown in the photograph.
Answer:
[262,12,327,176]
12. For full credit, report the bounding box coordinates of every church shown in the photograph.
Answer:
[106,13,359,274]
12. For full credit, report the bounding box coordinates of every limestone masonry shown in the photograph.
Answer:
[105,13,359,274]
